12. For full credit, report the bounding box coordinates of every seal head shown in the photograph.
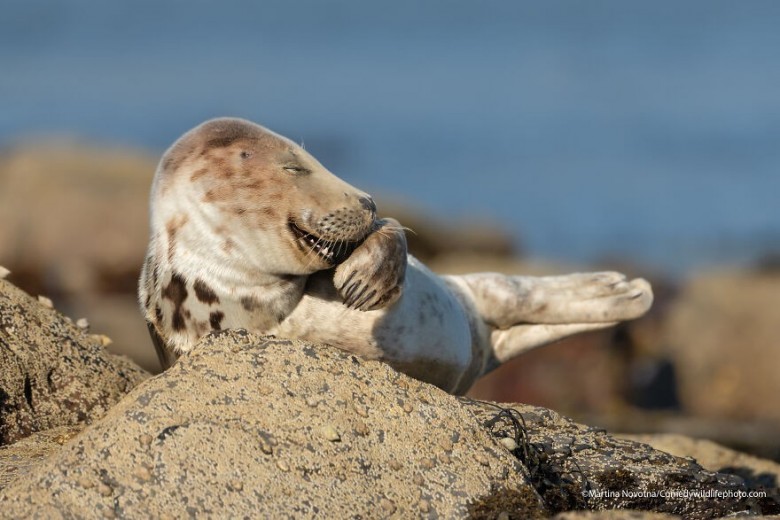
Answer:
[155,117,376,275]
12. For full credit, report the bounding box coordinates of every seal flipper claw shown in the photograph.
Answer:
[334,218,407,311]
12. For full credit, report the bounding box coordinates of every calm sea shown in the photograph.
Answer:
[2,0,779,275]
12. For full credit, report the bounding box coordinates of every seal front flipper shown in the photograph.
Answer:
[334,218,407,311]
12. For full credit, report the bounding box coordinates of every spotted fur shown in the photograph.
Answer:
[139,117,653,393]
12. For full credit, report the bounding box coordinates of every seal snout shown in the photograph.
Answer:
[358,196,377,216]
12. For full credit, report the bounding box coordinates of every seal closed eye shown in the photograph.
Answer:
[139,117,653,394]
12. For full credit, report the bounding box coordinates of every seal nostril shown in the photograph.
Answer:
[358,196,377,214]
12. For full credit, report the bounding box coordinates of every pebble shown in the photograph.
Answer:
[101,508,115,519]
[437,437,453,452]
[229,479,244,491]
[402,401,414,413]
[139,434,153,447]
[379,498,396,515]
[388,460,402,471]
[54,430,78,445]
[77,476,94,489]
[499,437,518,452]
[497,512,510,520]
[133,466,152,482]
[258,437,274,455]
[412,474,424,486]
[97,483,113,497]
[419,458,435,470]
[37,295,54,308]
[275,459,290,472]
[319,424,341,442]
[92,334,113,347]
[418,499,430,513]
[352,403,369,418]
[475,454,490,467]
[0,266,10,279]
[353,419,370,436]
[76,318,90,330]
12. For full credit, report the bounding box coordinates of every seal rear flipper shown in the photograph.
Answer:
[146,321,177,371]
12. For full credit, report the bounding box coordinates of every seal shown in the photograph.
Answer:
[139,117,653,393]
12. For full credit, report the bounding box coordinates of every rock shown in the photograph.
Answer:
[2,329,777,517]
[663,270,780,423]
[621,433,780,498]
[0,142,155,297]
[552,512,680,519]
[0,331,546,518]
[0,425,83,490]
[0,279,149,445]
[464,401,773,517]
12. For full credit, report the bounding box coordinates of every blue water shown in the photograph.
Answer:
[2,0,779,274]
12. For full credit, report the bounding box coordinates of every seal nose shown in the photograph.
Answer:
[358,196,377,215]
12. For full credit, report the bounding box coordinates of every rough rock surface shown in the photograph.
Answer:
[0,425,83,490]
[0,331,546,519]
[464,401,775,518]
[621,434,780,500]
[2,327,778,518]
[552,512,680,520]
[0,278,149,445]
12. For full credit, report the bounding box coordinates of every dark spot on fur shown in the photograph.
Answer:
[222,239,235,253]
[166,215,188,262]
[163,273,188,332]
[209,311,225,330]
[194,320,210,336]
[190,167,209,181]
[154,305,163,324]
[162,142,196,174]
[260,207,278,219]
[144,294,151,310]
[240,296,261,311]
[193,279,219,305]
[240,180,265,190]
[206,136,240,148]
[236,207,247,216]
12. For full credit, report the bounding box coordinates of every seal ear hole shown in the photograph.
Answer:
[240,151,253,159]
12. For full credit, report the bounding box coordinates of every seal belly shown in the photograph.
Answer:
[273,256,474,391]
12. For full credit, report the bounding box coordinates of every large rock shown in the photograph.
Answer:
[621,433,780,497]
[0,277,149,445]
[0,331,546,519]
[0,142,161,373]
[663,271,780,423]
[2,328,777,518]
[464,401,773,518]
[0,143,155,297]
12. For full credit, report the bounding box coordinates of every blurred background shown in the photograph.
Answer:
[1,1,779,460]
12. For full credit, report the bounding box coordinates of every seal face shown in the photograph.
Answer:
[140,117,653,393]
